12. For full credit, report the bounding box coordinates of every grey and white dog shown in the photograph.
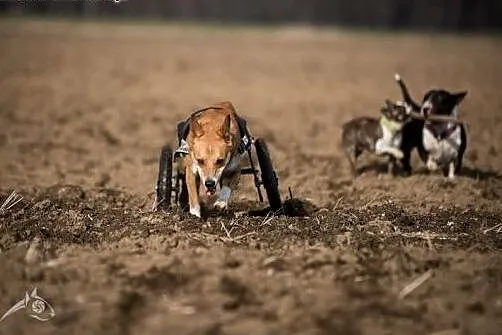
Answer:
[341,99,412,176]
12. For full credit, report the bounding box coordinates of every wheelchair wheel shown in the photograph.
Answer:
[254,138,282,211]
[156,145,173,209]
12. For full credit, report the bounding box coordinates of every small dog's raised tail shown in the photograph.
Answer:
[394,73,421,112]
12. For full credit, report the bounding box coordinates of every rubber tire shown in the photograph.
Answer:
[254,138,282,211]
[156,145,173,209]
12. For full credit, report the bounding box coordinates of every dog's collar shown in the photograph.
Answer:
[426,123,458,141]
[379,115,402,135]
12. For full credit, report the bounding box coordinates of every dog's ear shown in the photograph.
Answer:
[190,116,204,138]
[220,114,232,143]
[422,90,434,103]
[452,91,468,105]
[380,99,392,114]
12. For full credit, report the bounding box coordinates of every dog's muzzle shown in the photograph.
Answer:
[204,178,217,196]
[422,106,432,118]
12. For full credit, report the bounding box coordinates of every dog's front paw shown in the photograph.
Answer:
[426,159,438,171]
[392,149,404,160]
[189,205,201,218]
[214,200,228,210]
[380,147,403,160]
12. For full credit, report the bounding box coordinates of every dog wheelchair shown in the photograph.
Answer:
[153,109,282,213]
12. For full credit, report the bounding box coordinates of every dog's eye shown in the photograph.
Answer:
[197,159,205,165]
[216,159,225,165]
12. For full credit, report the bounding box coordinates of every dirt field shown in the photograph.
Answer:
[1,19,502,335]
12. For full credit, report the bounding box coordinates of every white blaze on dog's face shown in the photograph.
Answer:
[189,114,233,196]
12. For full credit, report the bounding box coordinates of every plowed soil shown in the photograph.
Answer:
[1,19,502,335]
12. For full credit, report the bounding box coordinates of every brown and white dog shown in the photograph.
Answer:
[179,101,244,218]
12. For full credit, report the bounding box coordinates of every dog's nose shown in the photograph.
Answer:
[205,179,216,189]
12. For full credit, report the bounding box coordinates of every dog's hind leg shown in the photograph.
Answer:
[417,145,429,167]
[454,156,463,175]
[455,127,467,175]
[449,157,463,183]
[387,156,396,175]
[344,147,358,177]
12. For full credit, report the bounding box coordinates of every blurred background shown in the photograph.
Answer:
[1,0,501,32]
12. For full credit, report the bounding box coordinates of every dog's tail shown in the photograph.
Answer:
[394,73,421,112]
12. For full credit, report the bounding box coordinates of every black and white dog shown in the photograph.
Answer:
[394,74,468,179]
